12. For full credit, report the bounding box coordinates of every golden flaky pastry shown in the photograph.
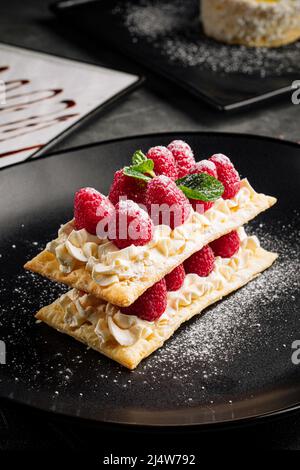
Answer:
[36,231,278,369]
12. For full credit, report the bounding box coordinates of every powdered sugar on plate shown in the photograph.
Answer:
[113,0,300,77]
[0,214,299,407]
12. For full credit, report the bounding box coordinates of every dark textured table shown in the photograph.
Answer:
[1,0,300,452]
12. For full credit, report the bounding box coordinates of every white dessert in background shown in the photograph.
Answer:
[201,0,300,48]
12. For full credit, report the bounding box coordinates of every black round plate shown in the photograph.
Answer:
[1,132,300,427]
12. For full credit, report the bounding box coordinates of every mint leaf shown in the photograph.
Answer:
[123,150,155,182]
[176,173,224,202]
[123,166,151,182]
[132,150,147,166]
[132,158,154,175]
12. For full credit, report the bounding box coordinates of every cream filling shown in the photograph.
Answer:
[59,289,153,347]
[57,228,260,348]
[46,179,266,286]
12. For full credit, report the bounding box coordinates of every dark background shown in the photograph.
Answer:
[0,0,300,452]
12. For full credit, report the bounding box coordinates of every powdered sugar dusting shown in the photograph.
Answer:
[195,160,217,173]
[112,0,300,77]
[143,215,299,365]
[210,154,231,165]
[1,214,299,408]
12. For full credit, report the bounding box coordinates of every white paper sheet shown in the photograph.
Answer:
[0,44,139,168]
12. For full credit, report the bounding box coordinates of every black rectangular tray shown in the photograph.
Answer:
[51,0,300,111]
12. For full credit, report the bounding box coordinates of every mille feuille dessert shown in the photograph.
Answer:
[25,140,278,369]
[201,0,300,48]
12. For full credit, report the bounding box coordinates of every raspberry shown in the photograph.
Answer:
[190,159,218,178]
[121,279,167,321]
[189,159,218,213]
[210,230,240,258]
[167,140,196,178]
[209,154,240,200]
[165,264,185,291]
[108,169,146,205]
[74,187,114,235]
[109,199,153,249]
[147,146,178,180]
[184,245,215,277]
[145,175,192,229]
[190,199,213,214]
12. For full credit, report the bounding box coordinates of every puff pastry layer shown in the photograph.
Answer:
[36,233,278,370]
[25,180,276,307]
